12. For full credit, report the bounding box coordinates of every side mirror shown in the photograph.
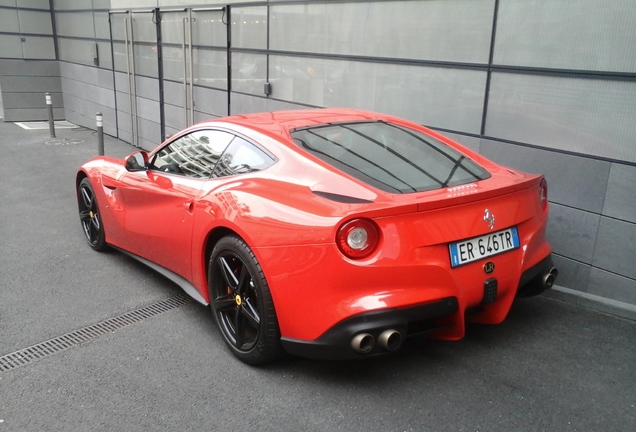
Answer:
[125,151,149,172]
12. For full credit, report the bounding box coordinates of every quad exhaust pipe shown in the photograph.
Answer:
[543,267,558,290]
[351,333,374,354]
[378,329,402,351]
[351,329,403,354]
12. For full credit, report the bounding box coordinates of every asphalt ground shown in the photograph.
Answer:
[0,119,634,432]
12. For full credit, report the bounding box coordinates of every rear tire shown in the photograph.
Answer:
[77,177,108,252]
[208,236,283,365]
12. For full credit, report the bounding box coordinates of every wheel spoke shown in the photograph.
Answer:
[218,256,239,290]
[236,265,250,296]
[81,187,93,208]
[90,213,101,231]
[240,300,260,329]
[213,293,237,312]
[233,307,245,348]
[79,210,92,221]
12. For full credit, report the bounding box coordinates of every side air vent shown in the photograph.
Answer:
[312,191,374,204]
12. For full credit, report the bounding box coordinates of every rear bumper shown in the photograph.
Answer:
[516,254,558,298]
[281,297,458,360]
[280,255,557,360]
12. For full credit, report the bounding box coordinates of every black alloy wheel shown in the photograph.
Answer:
[77,177,108,251]
[208,236,282,365]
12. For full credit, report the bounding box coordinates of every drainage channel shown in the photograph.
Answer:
[0,293,193,373]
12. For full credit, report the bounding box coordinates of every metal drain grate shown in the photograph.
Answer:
[0,294,193,373]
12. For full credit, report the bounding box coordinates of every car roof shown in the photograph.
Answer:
[201,108,392,137]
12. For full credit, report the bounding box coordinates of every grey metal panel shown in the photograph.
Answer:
[94,12,110,40]
[486,72,636,163]
[55,12,95,38]
[164,103,186,131]
[132,44,158,78]
[61,77,89,99]
[60,77,82,98]
[110,0,158,10]
[2,91,63,108]
[192,110,219,124]
[116,127,132,145]
[162,80,185,106]
[551,254,591,295]
[232,6,267,50]
[593,217,636,280]
[0,59,59,76]
[91,0,110,8]
[137,117,161,145]
[480,139,610,214]
[18,10,53,35]
[52,0,95,10]
[2,108,63,121]
[138,136,157,152]
[97,86,115,108]
[547,204,600,264]
[270,0,494,64]
[495,0,636,73]
[0,35,24,58]
[0,8,19,33]
[193,48,228,90]
[0,0,16,6]
[603,163,636,224]
[58,38,97,66]
[230,92,307,116]
[191,8,227,48]
[114,72,130,94]
[22,36,56,60]
[192,86,226,118]
[96,41,112,69]
[438,132,481,154]
[588,268,636,306]
[18,0,50,8]
[103,122,117,137]
[165,125,181,139]
[1,75,61,92]
[269,55,487,134]
[135,96,160,123]
[97,68,115,90]
[115,90,131,115]
[63,96,115,132]
[134,75,159,101]
[232,52,266,96]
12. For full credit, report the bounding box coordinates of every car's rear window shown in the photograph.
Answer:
[290,121,491,193]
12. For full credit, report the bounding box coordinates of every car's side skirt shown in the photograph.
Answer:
[114,247,209,306]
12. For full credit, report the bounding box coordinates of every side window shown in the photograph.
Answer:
[151,130,234,178]
[212,137,275,178]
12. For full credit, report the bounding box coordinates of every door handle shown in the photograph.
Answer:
[184,201,194,213]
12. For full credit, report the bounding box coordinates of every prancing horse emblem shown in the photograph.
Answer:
[484,209,495,230]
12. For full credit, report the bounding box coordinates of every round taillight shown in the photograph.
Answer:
[337,219,380,259]
[539,178,548,211]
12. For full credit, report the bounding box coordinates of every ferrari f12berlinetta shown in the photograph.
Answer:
[77,108,557,364]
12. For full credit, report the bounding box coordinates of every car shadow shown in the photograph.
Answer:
[259,296,559,384]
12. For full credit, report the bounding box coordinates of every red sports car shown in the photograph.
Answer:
[76,108,557,364]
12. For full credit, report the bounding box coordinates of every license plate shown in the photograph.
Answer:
[449,227,520,268]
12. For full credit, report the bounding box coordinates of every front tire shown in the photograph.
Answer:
[77,177,108,251]
[208,236,282,365]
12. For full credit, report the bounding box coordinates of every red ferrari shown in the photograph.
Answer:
[76,108,557,364]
